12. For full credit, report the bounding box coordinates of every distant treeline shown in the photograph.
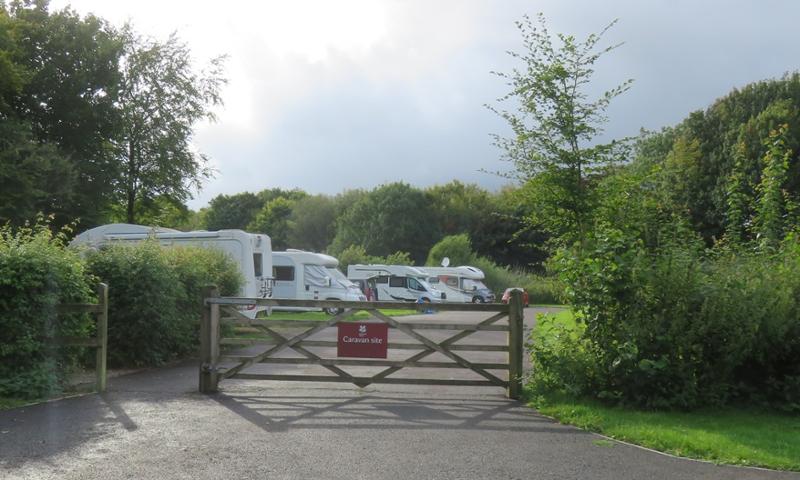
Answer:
[177,181,549,270]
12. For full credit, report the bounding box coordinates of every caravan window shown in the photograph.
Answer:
[253,253,263,277]
[304,265,330,287]
[444,276,459,288]
[389,276,406,288]
[376,276,389,284]
[427,277,439,284]
[274,266,294,281]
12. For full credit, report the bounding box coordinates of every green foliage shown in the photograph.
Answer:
[204,192,263,231]
[548,226,800,410]
[0,221,94,398]
[86,241,241,367]
[248,197,294,250]
[753,124,798,247]
[426,233,477,266]
[114,26,225,223]
[634,75,800,243]
[490,13,632,243]
[287,195,337,252]
[2,3,123,227]
[330,182,439,263]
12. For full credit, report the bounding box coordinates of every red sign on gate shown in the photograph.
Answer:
[337,322,388,358]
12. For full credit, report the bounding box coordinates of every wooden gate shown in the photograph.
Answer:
[199,288,525,399]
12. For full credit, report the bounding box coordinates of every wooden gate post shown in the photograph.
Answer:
[199,286,220,393]
[507,290,524,400]
[95,283,109,393]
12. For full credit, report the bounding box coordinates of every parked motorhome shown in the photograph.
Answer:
[272,250,365,314]
[71,223,273,316]
[419,266,495,303]
[347,264,444,303]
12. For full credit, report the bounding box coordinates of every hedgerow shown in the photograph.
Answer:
[0,222,94,398]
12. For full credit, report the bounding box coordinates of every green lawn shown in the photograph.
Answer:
[528,309,800,471]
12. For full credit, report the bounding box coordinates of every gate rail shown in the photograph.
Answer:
[200,288,524,399]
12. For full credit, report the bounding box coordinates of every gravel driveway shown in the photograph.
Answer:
[1,308,797,480]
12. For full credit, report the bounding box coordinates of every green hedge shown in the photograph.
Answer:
[536,227,800,410]
[0,224,94,398]
[86,241,241,368]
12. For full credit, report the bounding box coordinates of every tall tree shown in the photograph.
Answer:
[330,182,439,263]
[248,197,294,250]
[204,191,262,231]
[490,13,632,244]
[115,26,226,223]
[287,194,337,252]
[3,2,122,226]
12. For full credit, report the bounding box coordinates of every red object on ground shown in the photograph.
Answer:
[337,323,388,358]
[501,288,529,307]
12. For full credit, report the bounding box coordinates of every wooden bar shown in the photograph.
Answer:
[220,317,508,331]
[95,283,108,392]
[230,373,506,387]
[507,290,524,400]
[219,356,509,369]
[199,285,220,393]
[207,297,509,313]
[220,338,509,352]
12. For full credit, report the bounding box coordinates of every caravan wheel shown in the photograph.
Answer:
[324,307,343,315]
[472,296,483,304]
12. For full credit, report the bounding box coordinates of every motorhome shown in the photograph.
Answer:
[419,266,495,303]
[347,264,444,303]
[272,250,365,314]
[71,223,273,316]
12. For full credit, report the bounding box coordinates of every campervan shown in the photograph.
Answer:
[71,223,273,316]
[272,250,365,314]
[347,264,445,303]
[419,266,495,303]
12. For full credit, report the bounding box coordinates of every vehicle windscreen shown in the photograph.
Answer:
[411,277,434,292]
[304,264,331,287]
[326,267,357,289]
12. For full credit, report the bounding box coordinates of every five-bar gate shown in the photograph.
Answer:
[200,288,525,399]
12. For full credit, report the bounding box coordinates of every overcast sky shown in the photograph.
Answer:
[52,0,800,209]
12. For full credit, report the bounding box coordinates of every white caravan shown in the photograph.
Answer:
[347,264,444,303]
[419,266,495,303]
[71,223,273,316]
[272,250,365,314]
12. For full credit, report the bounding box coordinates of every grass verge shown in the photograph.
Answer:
[0,397,33,411]
[528,308,800,471]
[527,391,800,471]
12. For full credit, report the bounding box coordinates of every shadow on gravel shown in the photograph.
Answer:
[0,393,139,470]
[211,392,584,434]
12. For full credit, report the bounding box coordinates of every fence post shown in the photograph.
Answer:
[95,283,109,393]
[507,290,524,400]
[199,285,220,393]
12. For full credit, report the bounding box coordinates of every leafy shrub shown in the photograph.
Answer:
[524,275,564,305]
[86,241,241,367]
[543,225,800,410]
[0,222,94,398]
[529,311,595,396]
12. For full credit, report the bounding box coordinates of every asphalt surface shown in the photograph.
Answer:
[1,308,797,480]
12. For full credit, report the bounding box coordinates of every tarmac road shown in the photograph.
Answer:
[1,308,797,480]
